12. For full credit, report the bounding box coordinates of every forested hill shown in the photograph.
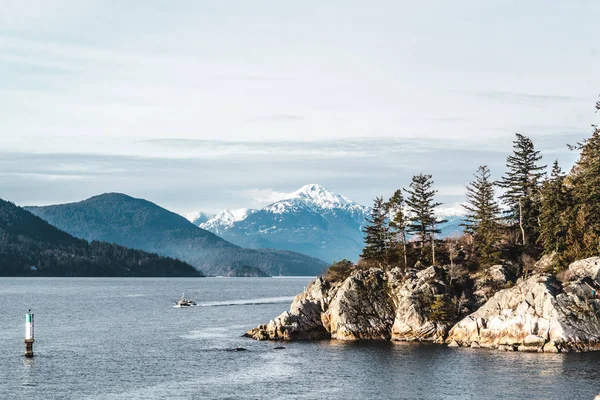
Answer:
[0,198,202,277]
[27,193,233,251]
[25,193,328,276]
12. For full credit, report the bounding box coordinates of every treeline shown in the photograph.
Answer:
[358,96,600,275]
[0,199,202,277]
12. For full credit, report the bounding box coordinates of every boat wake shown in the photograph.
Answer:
[198,296,295,307]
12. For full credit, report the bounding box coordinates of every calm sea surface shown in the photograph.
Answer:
[1,277,600,400]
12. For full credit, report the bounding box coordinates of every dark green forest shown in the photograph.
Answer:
[0,199,202,277]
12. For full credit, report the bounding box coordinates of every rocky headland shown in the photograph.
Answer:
[245,257,600,353]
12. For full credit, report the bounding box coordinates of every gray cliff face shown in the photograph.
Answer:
[245,266,453,342]
[471,264,512,308]
[245,276,337,341]
[446,257,600,352]
[390,267,450,342]
[322,269,395,340]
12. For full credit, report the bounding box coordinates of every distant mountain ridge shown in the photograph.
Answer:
[201,208,257,235]
[184,211,214,226]
[0,198,200,277]
[190,184,465,263]
[26,193,327,276]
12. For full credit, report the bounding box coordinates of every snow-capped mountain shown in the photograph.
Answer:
[200,208,257,235]
[262,184,368,214]
[196,184,370,263]
[183,211,214,226]
[192,184,465,263]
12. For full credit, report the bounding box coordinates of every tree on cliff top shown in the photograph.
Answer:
[386,189,409,269]
[462,165,502,266]
[405,174,446,266]
[538,161,571,264]
[497,133,546,247]
[361,196,388,263]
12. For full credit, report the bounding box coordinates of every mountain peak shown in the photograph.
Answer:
[88,192,135,202]
[184,211,214,225]
[217,208,255,222]
[289,184,329,198]
[200,208,256,234]
[284,184,356,209]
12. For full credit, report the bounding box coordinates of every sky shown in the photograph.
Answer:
[1,0,599,215]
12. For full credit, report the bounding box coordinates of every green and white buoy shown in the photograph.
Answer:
[25,311,34,358]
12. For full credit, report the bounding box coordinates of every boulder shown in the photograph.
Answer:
[446,260,600,352]
[472,264,511,307]
[390,266,449,342]
[533,253,558,273]
[322,269,395,340]
[487,265,509,283]
[568,257,600,282]
[244,277,335,340]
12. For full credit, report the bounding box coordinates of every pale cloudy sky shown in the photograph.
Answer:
[1,1,599,214]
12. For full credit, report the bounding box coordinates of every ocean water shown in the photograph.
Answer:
[1,277,600,400]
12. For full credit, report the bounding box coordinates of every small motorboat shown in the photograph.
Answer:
[175,293,197,308]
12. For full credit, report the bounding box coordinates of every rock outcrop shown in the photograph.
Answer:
[389,266,449,342]
[244,276,336,340]
[246,257,600,352]
[446,257,600,352]
[321,269,395,340]
[471,264,513,308]
[245,266,454,342]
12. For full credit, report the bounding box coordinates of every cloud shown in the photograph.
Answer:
[424,117,470,123]
[239,189,290,208]
[246,114,306,122]
[0,127,583,215]
[138,136,512,159]
[0,172,85,181]
[436,186,469,197]
[0,0,598,218]
[465,90,583,104]
[436,203,467,217]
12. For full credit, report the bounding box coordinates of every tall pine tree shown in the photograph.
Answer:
[498,133,546,247]
[361,196,388,263]
[538,160,571,261]
[387,189,408,268]
[462,165,501,266]
[404,174,446,266]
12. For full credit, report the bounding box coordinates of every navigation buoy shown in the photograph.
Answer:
[25,311,34,358]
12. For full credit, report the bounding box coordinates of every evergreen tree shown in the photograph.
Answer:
[404,174,446,265]
[498,133,546,246]
[361,196,388,263]
[563,100,600,261]
[462,165,501,265]
[386,189,408,268]
[538,161,571,260]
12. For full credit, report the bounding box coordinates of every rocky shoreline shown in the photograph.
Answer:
[245,258,600,353]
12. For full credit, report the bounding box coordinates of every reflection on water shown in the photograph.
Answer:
[1,277,600,400]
